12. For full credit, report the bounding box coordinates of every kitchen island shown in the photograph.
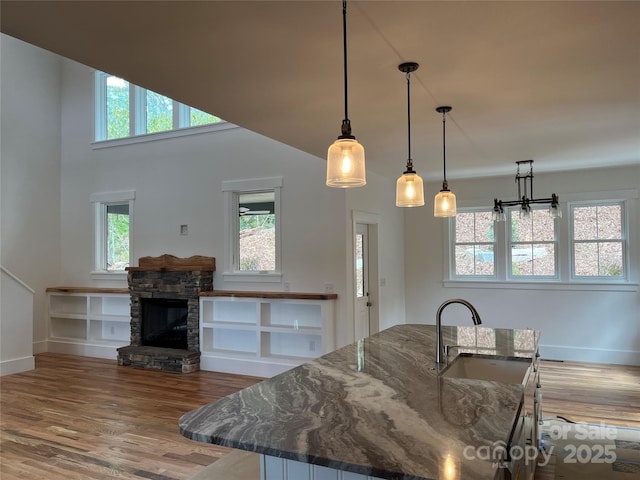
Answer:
[180,324,540,480]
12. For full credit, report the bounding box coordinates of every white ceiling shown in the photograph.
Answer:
[2,0,639,181]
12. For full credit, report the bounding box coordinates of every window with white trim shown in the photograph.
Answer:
[571,201,626,279]
[222,178,282,282]
[453,210,496,277]
[447,195,635,288]
[90,191,135,276]
[508,207,557,278]
[94,72,225,142]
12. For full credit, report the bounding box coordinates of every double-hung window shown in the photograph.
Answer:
[571,201,626,279]
[452,210,496,278]
[508,208,557,279]
[94,72,226,142]
[223,177,282,282]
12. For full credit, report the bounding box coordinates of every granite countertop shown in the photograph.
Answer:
[179,324,539,480]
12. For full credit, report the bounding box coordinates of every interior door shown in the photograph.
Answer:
[355,223,371,340]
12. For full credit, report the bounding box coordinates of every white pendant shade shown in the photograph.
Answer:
[434,188,457,217]
[326,138,366,187]
[396,172,424,207]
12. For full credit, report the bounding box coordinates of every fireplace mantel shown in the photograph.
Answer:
[126,254,216,272]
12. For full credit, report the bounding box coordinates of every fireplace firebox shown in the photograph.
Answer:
[141,298,188,350]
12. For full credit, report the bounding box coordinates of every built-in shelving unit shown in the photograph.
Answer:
[199,291,337,377]
[46,287,130,359]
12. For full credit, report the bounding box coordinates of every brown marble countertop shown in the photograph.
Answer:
[179,324,539,480]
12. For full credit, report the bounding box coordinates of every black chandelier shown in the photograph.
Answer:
[492,160,561,222]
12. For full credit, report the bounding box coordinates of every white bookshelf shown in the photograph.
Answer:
[199,291,336,377]
[47,287,130,359]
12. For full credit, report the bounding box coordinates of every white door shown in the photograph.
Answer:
[355,223,371,339]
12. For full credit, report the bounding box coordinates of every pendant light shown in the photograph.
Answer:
[434,106,457,217]
[396,62,425,207]
[326,0,366,188]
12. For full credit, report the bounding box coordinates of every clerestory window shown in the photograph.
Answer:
[94,72,225,142]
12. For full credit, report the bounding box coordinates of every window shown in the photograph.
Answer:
[446,194,635,289]
[508,208,557,278]
[94,72,225,142]
[453,210,496,277]
[91,191,135,277]
[571,202,625,279]
[223,178,282,282]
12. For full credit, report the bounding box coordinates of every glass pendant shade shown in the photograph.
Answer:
[396,171,425,207]
[434,187,457,217]
[326,138,366,187]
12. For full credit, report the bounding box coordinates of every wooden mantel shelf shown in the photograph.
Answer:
[125,254,216,272]
[46,286,129,294]
[199,291,338,300]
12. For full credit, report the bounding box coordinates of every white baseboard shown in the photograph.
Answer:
[200,355,298,378]
[540,343,640,366]
[33,340,48,354]
[46,340,123,361]
[0,355,35,376]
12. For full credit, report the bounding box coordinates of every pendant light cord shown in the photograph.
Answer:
[441,110,447,183]
[406,71,412,167]
[340,0,352,137]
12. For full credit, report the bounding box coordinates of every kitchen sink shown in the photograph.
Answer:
[439,354,531,384]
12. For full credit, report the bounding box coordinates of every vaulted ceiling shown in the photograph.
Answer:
[2,1,639,180]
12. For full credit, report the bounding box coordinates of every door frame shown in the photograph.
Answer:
[351,211,380,341]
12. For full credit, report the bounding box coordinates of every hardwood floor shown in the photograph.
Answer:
[1,354,639,480]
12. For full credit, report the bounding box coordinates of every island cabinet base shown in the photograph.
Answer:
[262,455,384,480]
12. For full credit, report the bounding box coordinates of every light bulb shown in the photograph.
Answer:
[341,149,352,174]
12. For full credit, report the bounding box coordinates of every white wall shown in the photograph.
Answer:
[1,35,62,357]
[405,165,640,365]
[58,59,407,348]
[0,268,34,375]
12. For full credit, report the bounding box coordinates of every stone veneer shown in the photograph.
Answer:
[117,255,215,373]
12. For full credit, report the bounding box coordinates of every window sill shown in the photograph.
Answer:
[443,280,638,292]
[222,272,283,283]
[91,122,238,149]
[91,271,128,282]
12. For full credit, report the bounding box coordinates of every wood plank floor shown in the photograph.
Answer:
[1,353,639,480]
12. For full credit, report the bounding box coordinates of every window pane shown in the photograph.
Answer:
[146,91,173,133]
[455,212,476,243]
[355,233,364,297]
[455,212,494,243]
[599,242,623,276]
[532,243,555,276]
[574,242,598,276]
[533,209,555,241]
[190,107,222,127]
[455,245,494,276]
[596,205,622,239]
[238,192,275,271]
[106,76,129,139]
[573,206,597,240]
[474,212,495,242]
[106,204,129,270]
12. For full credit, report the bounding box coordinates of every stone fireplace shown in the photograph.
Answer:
[117,254,215,373]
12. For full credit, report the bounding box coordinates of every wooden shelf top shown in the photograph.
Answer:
[46,286,129,294]
[200,291,338,300]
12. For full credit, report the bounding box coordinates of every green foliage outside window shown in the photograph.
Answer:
[106,208,129,270]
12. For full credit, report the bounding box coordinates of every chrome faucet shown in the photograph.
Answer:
[436,298,482,364]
